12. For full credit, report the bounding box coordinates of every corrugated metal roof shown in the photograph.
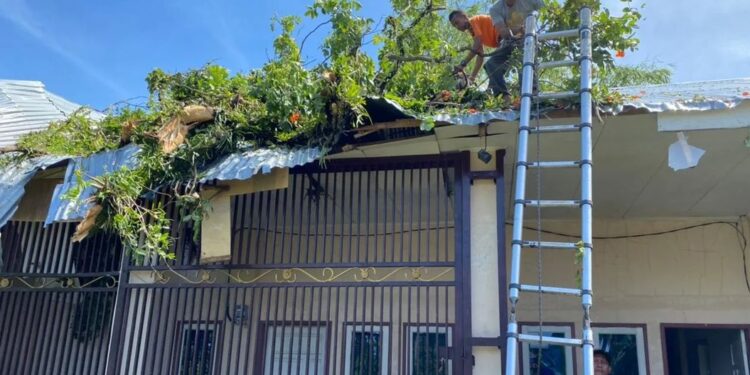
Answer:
[0,80,104,148]
[0,155,67,228]
[45,144,140,224]
[365,78,750,127]
[199,147,321,182]
[610,78,750,114]
[44,145,317,223]
[432,110,518,127]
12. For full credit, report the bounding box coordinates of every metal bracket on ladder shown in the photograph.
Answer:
[504,7,595,375]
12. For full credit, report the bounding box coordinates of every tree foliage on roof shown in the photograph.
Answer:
[6,0,668,261]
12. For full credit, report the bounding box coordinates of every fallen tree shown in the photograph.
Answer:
[4,0,670,261]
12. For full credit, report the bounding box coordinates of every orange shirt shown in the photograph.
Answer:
[469,15,499,48]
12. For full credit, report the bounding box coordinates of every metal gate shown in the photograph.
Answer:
[0,221,122,375]
[0,154,473,374]
[110,154,473,374]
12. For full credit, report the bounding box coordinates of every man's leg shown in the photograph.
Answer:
[484,41,515,98]
[483,55,502,96]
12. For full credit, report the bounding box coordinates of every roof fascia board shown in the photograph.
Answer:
[657,103,750,132]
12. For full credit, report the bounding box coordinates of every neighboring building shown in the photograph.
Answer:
[0,80,103,148]
[1,78,750,374]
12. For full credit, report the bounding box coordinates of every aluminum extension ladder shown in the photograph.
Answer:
[504,7,595,375]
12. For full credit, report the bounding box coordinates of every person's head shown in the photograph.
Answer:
[448,10,470,31]
[594,350,613,375]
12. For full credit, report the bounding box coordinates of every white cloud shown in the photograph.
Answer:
[0,0,129,98]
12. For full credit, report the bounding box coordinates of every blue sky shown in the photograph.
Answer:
[1,0,748,109]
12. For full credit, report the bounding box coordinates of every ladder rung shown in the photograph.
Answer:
[518,334,583,347]
[536,91,578,100]
[539,59,577,69]
[538,29,579,41]
[527,161,579,169]
[525,200,579,208]
[519,284,582,296]
[529,124,580,134]
[521,241,579,250]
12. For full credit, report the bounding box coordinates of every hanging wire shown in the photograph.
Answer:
[507,218,750,294]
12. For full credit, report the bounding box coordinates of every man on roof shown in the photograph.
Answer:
[450,0,544,105]
[490,0,544,41]
[449,11,503,98]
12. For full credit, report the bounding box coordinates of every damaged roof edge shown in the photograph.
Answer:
[364,78,750,127]
[0,146,320,228]
[0,155,68,228]
[199,147,321,182]
[45,144,141,225]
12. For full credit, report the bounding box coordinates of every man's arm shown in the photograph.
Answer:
[470,42,484,82]
[455,35,483,75]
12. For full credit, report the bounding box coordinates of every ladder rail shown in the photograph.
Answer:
[505,7,595,375]
[505,10,539,375]
[579,7,596,374]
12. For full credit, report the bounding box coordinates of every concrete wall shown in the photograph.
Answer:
[510,217,750,374]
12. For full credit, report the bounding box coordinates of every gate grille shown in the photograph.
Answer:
[0,221,121,374]
[0,155,471,374]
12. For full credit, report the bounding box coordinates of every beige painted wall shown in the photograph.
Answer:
[10,177,61,222]
[510,217,750,374]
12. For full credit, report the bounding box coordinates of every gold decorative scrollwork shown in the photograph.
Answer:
[279,269,296,282]
[0,275,119,289]
[226,269,275,283]
[153,268,216,285]
[353,267,403,282]
[153,270,171,284]
[405,267,453,282]
[410,268,424,280]
[140,266,454,285]
[255,267,455,283]
[359,268,371,280]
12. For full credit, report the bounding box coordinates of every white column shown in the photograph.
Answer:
[469,150,503,374]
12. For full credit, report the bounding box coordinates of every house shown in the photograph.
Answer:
[1,78,749,374]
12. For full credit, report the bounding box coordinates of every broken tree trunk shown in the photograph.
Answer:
[156,104,215,154]
[71,204,103,242]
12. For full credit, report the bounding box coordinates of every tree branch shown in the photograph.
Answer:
[300,19,332,56]
[375,1,445,92]
[385,54,451,63]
